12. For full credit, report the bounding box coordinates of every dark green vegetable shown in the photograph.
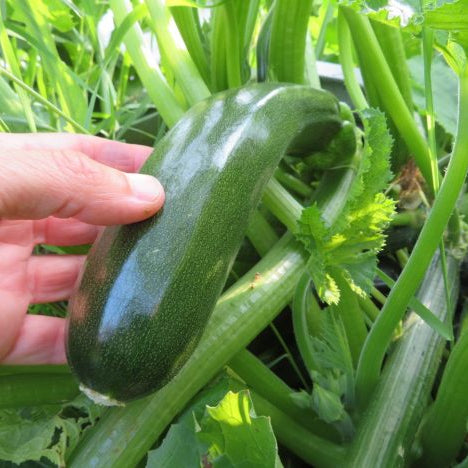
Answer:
[65,83,343,404]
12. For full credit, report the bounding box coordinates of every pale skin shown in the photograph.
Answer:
[0,133,165,365]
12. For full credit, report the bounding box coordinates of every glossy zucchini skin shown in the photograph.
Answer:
[65,83,343,403]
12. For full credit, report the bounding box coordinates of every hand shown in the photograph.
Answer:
[0,133,165,365]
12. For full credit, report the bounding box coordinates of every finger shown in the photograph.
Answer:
[0,133,153,172]
[28,255,85,303]
[33,217,101,246]
[0,291,30,360]
[0,150,165,224]
[1,315,66,364]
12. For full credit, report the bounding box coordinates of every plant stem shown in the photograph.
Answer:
[331,271,367,367]
[275,167,313,198]
[336,10,367,111]
[110,0,184,127]
[341,6,433,185]
[292,273,319,372]
[345,254,459,466]
[262,177,302,231]
[229,349,338,440]
[251,391,346,467]
[268,0,313,83]
[355,64,468,407]
[418,307,468,466]
[221,1,243,88]
[269,322,310,390]
[245,210,279,256]
[0,365,70,375]
[371,20,414,113]
[421,23,453,347]
[170,6,210,86]
[210,6,228,92]
[235,0,260,61]
[315,0,334,59]
[0,374,79,408]
[145,0,210,106]
[358,296,380,322]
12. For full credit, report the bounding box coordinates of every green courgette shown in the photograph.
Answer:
[65,83,343,404]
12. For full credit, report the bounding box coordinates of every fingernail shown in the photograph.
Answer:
[127,174,164,202]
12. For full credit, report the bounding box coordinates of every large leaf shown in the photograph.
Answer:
[147,383,281,468]
[198,390,279,467]
[0,395,103,466]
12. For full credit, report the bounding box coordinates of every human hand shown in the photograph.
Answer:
[0,133,164,365]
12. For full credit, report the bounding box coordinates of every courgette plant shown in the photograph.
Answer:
[0,0,468,467]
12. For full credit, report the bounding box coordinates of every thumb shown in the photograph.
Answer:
[0,149,165,225]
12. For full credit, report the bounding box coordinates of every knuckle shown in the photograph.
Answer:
[49,150,104,184]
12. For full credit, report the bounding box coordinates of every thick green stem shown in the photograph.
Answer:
[274,167,313,198]
[358,296,380,322]
[305,32,321,88]
[371,19,414,171]
[210,6,228,92]
[222,1,243,88]
[170,7,210,86]
[0,373,79,408]
[228,349,338,440]
[145,0,210,106]
[245,210,279,256]
[371,20,414,112]
[418,319,468,466]
[355,65,468,407]
[345,254,459,467]
[235,0,260,57]
[292,273,320,372]
[268,0,313,83]
[341,6,432,185]
[336,10,367,111]
[262,177,302,231]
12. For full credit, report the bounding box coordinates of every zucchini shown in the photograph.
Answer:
[65,83,343,404]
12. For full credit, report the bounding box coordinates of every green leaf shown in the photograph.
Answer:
[296,109,394,304]
[0,395,104,466]
[147,384,280,468]
[311,382,346,424]
[310,310,354,379]
[167,0,228,6]
[292,309,354,434]
[146,377,245,467]
[11,0,75,33]
[425,0,468,31]
[338,0,422,31]
[0,408,63,466]
[146,423,201,467]
[198,390,278,468]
